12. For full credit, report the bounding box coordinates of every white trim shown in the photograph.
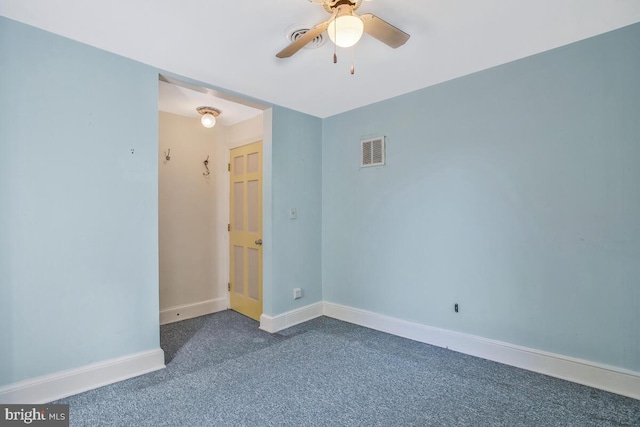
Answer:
[323,301,640,400]
[0,348,165,404]
[160,297,227,325]
[259,302,323,333]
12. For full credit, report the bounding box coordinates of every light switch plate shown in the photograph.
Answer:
[289,207,297,219]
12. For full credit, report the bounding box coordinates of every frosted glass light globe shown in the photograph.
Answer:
[327,15,364,48]
[201,113,216,128]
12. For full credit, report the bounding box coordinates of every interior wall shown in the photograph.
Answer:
[265,106,323,316]
[322,23,640,373]
[226,114,263,149]
[0,16,160,385]
[158,111,226,315]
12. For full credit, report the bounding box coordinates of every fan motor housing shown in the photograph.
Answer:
[322,0,362,13]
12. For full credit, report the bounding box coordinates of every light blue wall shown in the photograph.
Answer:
[0,17,324,386]
[322,23,640,372]
[264,106,323,315]
[0,17,160,385]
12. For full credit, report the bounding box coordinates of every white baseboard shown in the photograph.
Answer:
[259,301,324,333]
[0,348,165,404]
[160,297,227,325]
[323,301,640,400]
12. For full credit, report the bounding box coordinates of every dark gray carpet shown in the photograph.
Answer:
[57,311,640,426]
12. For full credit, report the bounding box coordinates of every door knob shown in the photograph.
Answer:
[255,239,263,245]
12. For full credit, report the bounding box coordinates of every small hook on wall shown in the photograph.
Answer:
[164,148,171,162]
[203,155,210,177]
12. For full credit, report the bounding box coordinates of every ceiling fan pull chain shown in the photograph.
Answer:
[350,46,355,75]
[333,14,338,63]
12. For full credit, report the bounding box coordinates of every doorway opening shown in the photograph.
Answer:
[157,75,268,341]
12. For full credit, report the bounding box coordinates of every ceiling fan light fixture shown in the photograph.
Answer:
[197,106,221,128]
[327,14,364,48]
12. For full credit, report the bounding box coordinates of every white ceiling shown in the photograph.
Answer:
[2,1,640,118]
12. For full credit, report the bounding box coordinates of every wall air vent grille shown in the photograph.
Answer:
[361,136,385,167]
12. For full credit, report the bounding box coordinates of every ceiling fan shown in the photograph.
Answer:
[276,0,410,71]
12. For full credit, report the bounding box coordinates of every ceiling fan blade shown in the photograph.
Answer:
[276,20,331,58]
[360,13,410,48]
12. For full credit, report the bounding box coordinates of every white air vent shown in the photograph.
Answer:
[286,27,326,49]
[361,136,385,167]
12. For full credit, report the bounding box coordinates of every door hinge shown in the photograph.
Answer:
[227,224,231,232]
[227,163,231,172]
[227,283,231,292]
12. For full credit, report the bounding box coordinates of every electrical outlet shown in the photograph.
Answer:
[293,288,302,299]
